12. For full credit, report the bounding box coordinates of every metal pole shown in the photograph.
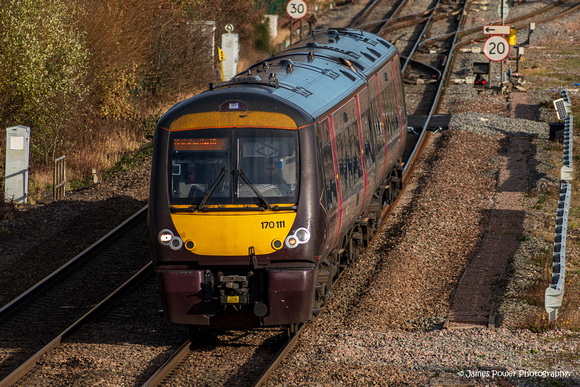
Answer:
[500,0,504,88]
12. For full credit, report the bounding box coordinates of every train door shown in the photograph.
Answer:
[317,117,340,253]
[379,61,399,164]
[392,56,408,153]
[369,74,386,179]
[357,86,376,209]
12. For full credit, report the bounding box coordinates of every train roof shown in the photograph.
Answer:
[205,28,398,120]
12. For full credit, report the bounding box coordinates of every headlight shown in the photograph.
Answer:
[169,236,183,250]
[159,229,183,250]
[295,228,310,242]
[159,229,174,244]
[285,227,311,248]
[185,240,195,250]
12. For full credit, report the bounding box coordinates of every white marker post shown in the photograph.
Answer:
[221,24,239,81]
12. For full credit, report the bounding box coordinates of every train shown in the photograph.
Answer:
[148,28,408,332]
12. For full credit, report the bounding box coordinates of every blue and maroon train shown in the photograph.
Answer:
[148,28,407,331]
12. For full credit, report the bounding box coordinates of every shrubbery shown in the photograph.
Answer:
[0,0,89,165]
[0,0,263,198]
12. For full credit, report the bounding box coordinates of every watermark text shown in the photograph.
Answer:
[457,369,571,379]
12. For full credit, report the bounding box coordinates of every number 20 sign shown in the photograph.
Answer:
[483,35,510,62]
[286,0,308,19]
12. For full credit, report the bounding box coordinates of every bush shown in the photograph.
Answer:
[0,0,267,198]
[0,0,89,165]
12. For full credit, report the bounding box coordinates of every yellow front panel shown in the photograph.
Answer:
[171,211,297,256]
[170,111,298,131]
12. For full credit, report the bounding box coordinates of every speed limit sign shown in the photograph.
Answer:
[483,35,510,62]
[286,0,307,19]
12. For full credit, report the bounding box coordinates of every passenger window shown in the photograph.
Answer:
[360,110,375,167]
[322,142,337,210]
[370,97,384,154]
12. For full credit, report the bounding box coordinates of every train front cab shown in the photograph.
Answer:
[148,98,326,329]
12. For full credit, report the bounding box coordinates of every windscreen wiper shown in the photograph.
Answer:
[193,166,227,211]
[237,168,271,210]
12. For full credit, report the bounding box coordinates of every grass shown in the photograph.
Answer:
[25,118,153,200]
[102,144,153,180]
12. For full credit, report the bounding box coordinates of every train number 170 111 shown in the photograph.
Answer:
[261,220,286,229]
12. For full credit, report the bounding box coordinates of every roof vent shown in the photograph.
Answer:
[362,52,376,62]
[339,58,358,73]
[340,69,356,82]
[278,59,294,74]
[326,29,339,42]
[378,38,392,48]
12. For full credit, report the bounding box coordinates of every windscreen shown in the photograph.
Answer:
[169,128,299,207]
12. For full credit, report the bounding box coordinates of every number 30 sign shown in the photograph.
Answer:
[286,0,308,19]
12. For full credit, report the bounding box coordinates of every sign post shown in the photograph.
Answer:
[498,0,509,22]
[483,35,510,88]
[286,0,307,45]
[483,25,511,35]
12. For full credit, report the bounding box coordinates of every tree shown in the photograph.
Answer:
[0,0,89,164]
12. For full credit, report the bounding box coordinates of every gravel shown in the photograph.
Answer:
[0,1,579,385]
[265,124,580,386]
[264,5,580,386]
[449,113,550,139]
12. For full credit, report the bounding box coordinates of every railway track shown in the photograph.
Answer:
[0,207,150,385]
[1,1,576,385]
[0,203,297,386]
[241,0,578,384]
[141,326,292,386]
[137,5,460,384]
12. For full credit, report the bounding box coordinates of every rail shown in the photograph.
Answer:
[0,263,152,386]
[402,0,469,179]
[253,324,305,386]
[545,90,574,321]
[0,206,148,318]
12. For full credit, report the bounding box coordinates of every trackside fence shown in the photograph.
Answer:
[545,90,574,321]
[53,156,66,201]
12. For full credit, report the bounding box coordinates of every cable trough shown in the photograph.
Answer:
[545,90,574,321]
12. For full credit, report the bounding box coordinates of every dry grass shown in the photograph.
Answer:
[1,0,263,201]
